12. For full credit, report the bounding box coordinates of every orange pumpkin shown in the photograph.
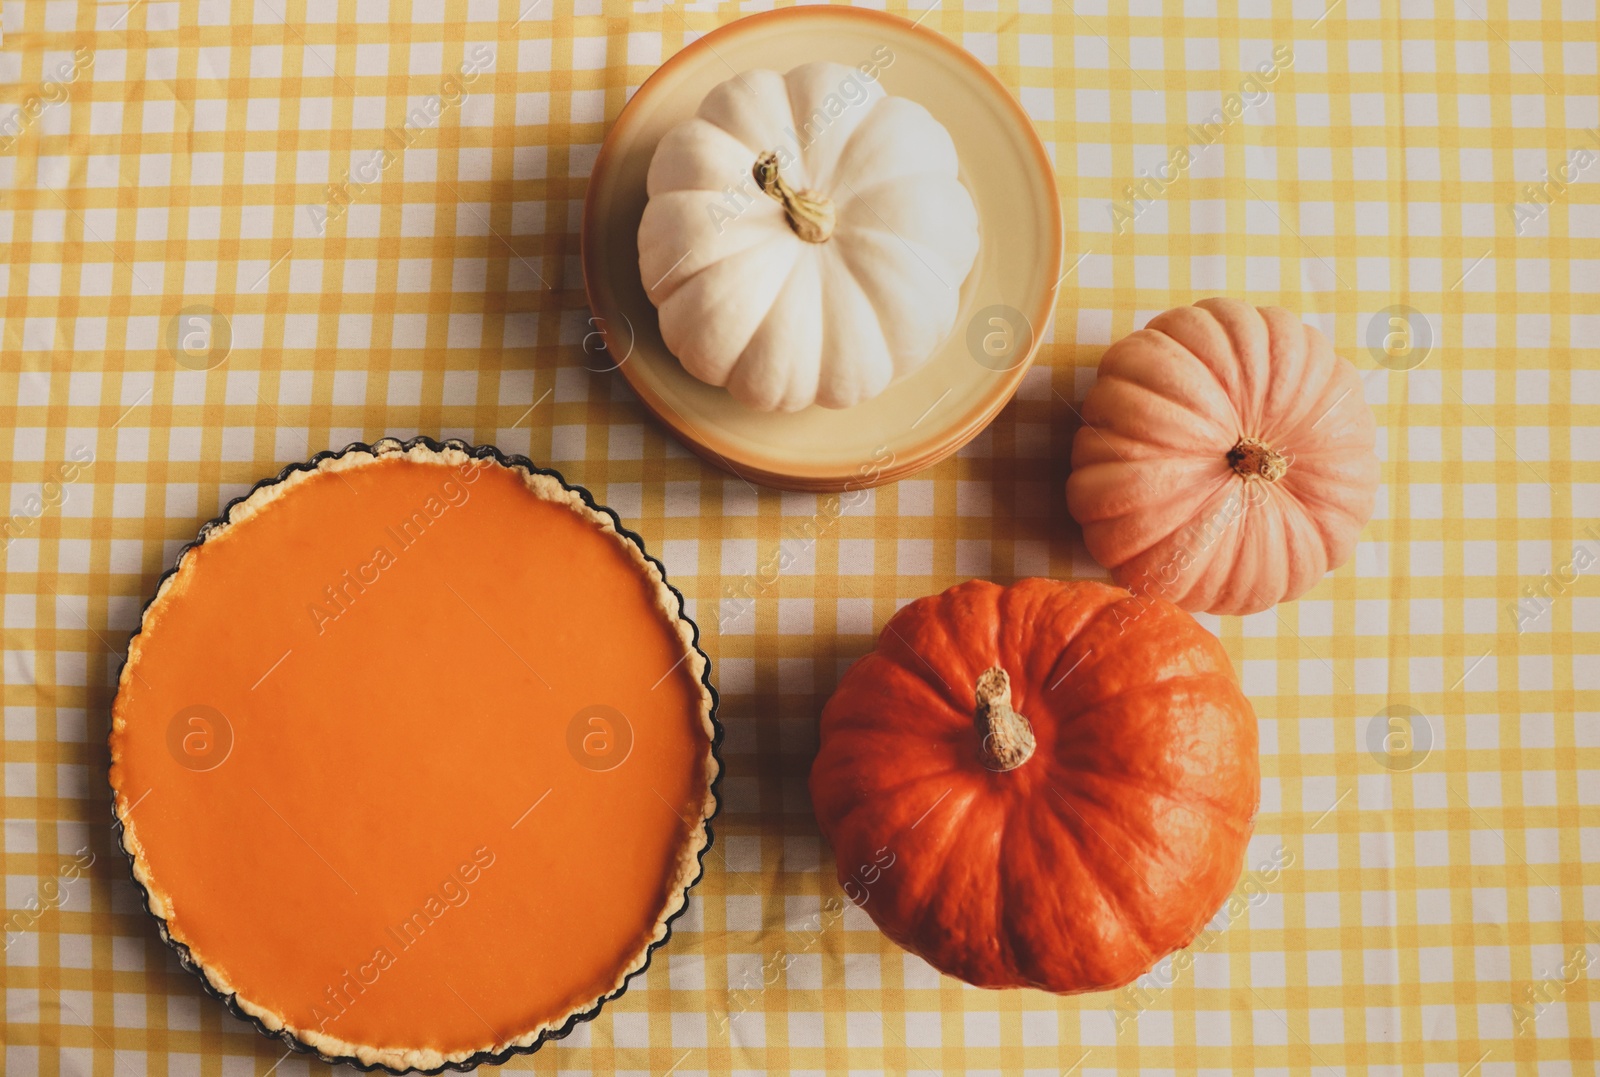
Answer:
[809,578,1258,993]
[1066,298,1379,616]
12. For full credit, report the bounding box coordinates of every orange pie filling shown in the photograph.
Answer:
[109,445,718,1070]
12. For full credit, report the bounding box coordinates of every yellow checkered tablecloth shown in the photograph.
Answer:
[2,0,1597,1073]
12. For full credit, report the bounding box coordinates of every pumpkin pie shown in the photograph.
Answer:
[109,440,720,1072]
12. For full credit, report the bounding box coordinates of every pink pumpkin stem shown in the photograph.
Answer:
[1227,437,1288,483]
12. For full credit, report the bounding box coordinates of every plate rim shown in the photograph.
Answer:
[580,5,1065,492]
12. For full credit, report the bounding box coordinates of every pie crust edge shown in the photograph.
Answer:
[108,439,722,1073]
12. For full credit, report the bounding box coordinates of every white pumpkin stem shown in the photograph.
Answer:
[753,151,835,243]
[1228,437,1288,483]
[974,667,1036,772]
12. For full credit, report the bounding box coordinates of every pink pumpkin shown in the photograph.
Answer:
[1066,299,1379,616]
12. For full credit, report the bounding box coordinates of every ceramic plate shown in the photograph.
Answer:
[581,6,1063,492]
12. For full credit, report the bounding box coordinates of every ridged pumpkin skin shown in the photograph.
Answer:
[809,578,1258,993]
[1066,298,1379,616]
[638,62,980,412]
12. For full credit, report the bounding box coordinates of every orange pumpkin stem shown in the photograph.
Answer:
[753,151,836,243]
[974,667,1036,772]
[1227,437,1288,483]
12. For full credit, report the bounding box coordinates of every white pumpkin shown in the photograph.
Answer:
[638,62,980,412]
